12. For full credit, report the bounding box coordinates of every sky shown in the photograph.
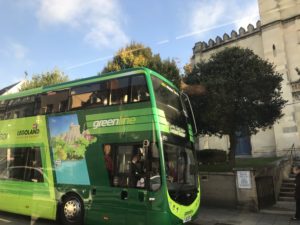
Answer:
[0,0,259,89]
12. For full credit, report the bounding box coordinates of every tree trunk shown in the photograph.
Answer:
[228,133,236,166]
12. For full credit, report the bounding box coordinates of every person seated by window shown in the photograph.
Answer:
[88,92,101,105]
[167,161,177,183]
[130,153,145,188]
[97,91,108,106]
[103,144,113,181]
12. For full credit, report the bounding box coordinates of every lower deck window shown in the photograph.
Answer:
[102,143,161,190]
[0,147,44,182]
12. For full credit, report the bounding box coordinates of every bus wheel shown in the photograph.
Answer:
[60,194,84,225]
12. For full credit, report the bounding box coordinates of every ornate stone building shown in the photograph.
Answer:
[192,0,300,156]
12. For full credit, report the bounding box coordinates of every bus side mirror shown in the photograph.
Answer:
[143,140,149,148]
[140,140,150,160]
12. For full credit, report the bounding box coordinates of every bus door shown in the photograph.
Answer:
[91,143,150,225]
[87,144,128,225]
[125,142,150,225]
[88,184,128,225]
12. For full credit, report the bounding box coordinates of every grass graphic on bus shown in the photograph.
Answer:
[48,114,95,185]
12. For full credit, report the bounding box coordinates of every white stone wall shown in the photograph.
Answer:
[198,135,230,152]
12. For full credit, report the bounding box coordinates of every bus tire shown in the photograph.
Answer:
[60,194,84,225]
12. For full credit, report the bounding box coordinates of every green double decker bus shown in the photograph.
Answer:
[0,68,200,225]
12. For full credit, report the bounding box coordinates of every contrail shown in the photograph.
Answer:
[65,55,114,70]
[65,15,259,71]
[176,16,258,40]
[65,47,146,70]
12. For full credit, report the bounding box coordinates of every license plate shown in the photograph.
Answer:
[183,216,191,223]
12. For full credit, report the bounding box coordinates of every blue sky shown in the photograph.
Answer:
[0,0,259,89]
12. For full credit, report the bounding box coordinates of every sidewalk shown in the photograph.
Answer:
[193,207,300,225]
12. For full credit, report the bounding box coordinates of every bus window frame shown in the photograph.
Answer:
[102,141,161,192]
[0,73,151,120]
[0,100,7,120]
[38,89,70,115]
[0,146,45,183]
[4,95,37,119]
[69,74,150,111]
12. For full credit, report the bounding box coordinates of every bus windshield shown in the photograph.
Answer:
[164,143,198,205]
[151,76,188,139]
[151,75,198,205]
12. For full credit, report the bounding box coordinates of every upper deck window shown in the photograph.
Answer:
[151,75,189,144]
[0,74,150,119]
[109,77,129,105]
[0,100,7,120]
[151,76,183,112]
[39,90,69,114]
[4,96,36,119]
[70,74,149,110]
[70,82,108,110]
[131,75,150,102]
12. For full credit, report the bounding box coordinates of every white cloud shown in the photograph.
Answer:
[233,2,259,29]
[10,42,28,60]
[0,41,28,60]
[188,0,259,38]
[36,0,129,49]
[190,0,226,33]
[37,0,82,27]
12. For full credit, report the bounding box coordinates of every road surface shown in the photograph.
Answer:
[0,212,57,225]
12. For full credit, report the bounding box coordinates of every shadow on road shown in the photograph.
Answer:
[0,211,57,225]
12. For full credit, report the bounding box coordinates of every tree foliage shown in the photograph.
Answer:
[296,67,300,76]
[21,68,69,91]
[185,47,286,160]
[101,42,181,87]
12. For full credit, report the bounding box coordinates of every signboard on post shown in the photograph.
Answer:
[237,171,252,189]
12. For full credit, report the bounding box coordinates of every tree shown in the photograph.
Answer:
[21,68,69,91]
[101,42,181,87]
[296,67,300,76]
[185,47,286,162]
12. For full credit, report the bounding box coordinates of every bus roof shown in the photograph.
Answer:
[0,67,178,101]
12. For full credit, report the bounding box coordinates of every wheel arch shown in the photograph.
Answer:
[56,191,85,223]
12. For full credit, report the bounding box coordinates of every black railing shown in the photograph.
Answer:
[256,176,276,209]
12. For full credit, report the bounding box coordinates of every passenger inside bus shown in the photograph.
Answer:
[103,144,113,181]
[167,161,177,183]
[102,144,149,188]
[130,153,145,188]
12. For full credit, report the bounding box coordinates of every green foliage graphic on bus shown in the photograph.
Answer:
[48,114,93,185]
